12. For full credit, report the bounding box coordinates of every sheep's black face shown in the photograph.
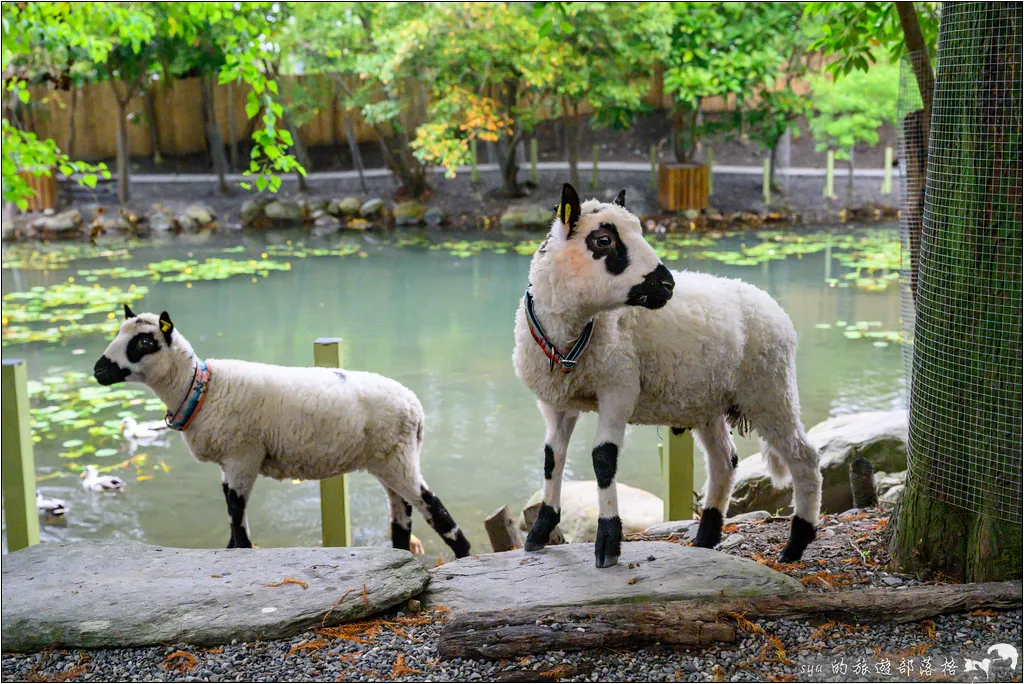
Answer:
[94,306,176,385]
[626,264,675,309]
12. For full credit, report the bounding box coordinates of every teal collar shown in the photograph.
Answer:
[165,359,210,431]
[524,289,594,374]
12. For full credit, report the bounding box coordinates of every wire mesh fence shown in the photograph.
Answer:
[905,1,1022,524]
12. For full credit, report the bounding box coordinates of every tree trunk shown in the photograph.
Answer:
[227,80,239,171]
[109,81,131,204]
[284,117,311,193]
[342,112,368,193]
[891,1,1023,583]
[199,75,230,195]
[672,106,697,163]
[144,87,162,165]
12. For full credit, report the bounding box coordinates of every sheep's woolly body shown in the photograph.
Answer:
[184,361,423,483]
[95,312,471,557]
[513,188,820,566]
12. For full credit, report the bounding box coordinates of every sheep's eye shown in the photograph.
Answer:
[596,235,612,248]
[140,337,156,350]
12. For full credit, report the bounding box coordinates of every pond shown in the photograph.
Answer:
[1,225,904,556]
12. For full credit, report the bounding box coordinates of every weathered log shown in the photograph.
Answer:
[485,505,524,553]
[522,503,565,546]
[438,581,1022,661]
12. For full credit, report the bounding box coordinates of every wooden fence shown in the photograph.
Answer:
[22,61,823,163]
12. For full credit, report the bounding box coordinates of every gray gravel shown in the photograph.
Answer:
[3,608,1020,682]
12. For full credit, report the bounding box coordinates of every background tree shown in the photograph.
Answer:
[807,60,899,202]
[890,1,1022,583]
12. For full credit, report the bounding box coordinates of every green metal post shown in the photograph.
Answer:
[2,359,40,552]
[591,145,599,190]
[530,138,538,185]
[659,428,695,522]
[824,150,835,198]
[314,338,352,548]
[881,146,893,194]
[470,139,480,183]
[649,145,658,191]
[762,158,771,205]
[706,147,714,195]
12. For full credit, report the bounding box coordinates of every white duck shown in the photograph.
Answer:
[121,416,169,441]
[36,489,69,517]
[81,465,126,493]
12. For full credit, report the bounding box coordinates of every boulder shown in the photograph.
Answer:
[873,470,906,493]
[302,198,328,215]
[424,206,445,227]
[880,484,905,504]
[183,202,216,226]
[264,199,305,223]
[500,204,552,230]
[148,211,175,232]
[313,215,343,234]
[241,196,273,226]
[641,510,771,538]
[328,197,362,217]
[1,541,429,652]
[728,411,908,516]
[519,481,663,543]
[90,213,131,233]
[359,198,386,218]
[29,209,82,237]
[422,542,803,614]
[394,200,425,226]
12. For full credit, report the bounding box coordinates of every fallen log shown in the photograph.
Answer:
[438,581,1022,661]
[485,505,524,553]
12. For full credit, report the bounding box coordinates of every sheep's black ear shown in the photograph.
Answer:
[556,183,581,237]
[158,311,174,345]
[613,189,627,208]
[124,304,136,320]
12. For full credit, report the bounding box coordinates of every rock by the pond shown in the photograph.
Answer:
[1,540,429,652]
[424,206,445,227]
[313,215,343,234]
[90,213,131,233]
[328,197,362,217]
[880,484,905,504]
[873,470,907,493]
[241,196,273,225]
[359,198,385,218]
[520,481,663,543]
[148,211,175,232]
[30,209,82,237]
[422,542,803,614]
[302,198,328,215]
[500,203,552,229]
[394,200,425,226]
[184,202,216,226]
[641,510,770,538]
[264,199,305,223]
[729,411,908,516]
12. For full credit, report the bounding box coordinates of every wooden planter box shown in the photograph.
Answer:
[657,163,709,212]
[19,168,58,212]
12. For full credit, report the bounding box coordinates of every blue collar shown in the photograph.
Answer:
[524,289,595,374]
[165,359,210,431]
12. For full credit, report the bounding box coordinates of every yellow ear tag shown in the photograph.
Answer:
[562,203,571,225]
[160,320,172,333]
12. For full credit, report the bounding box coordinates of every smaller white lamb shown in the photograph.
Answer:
[93,306,471,557]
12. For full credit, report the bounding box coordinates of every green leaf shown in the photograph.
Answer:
[255,175,268,192]
[82,174,97,188]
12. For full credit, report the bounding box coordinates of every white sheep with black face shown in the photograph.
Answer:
[93,307,471,557]
[513,183,822,568]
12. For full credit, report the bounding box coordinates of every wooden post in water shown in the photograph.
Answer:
[530,138,538,185]
[881,146,893,195]
[2,359,40,552]
[649,145,658,191]
[314,338,352,548]
[824,150,835,198]
[762,158,771,205]
[706,147,714,196]
[591,145,599,190]
[470,139,480,183]
[659,428,695,522]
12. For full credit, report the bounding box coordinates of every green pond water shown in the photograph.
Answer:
[1,226,904,556]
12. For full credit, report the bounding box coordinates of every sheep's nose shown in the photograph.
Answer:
[655,264,675,291]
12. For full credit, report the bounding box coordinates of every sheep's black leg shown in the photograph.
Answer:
[692,419,738,549]
[525,405,578,552]
[384,485,414,552]
[223,482,251,549]
[420,486,471,558]
[592,441,622,568]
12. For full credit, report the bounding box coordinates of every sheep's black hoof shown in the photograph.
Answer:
[779,516,816,562]
[449,532,472,558]
[524,503,560,552]
[692,507,723,548]
[594,516,622,568]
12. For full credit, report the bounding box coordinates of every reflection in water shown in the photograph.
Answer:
[2,228,904,555]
